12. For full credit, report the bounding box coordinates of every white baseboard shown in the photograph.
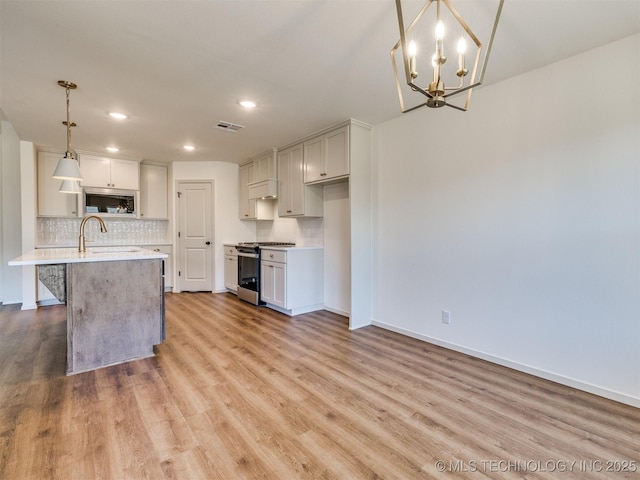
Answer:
[323,305,349,318]
[372,320,640,409]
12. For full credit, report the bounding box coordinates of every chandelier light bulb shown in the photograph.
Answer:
[408,40,417,57]
[457,37,466,54]
[408,40,418,78]
[435,21,445,41]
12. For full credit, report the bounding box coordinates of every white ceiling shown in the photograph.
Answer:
[1,0,639,164]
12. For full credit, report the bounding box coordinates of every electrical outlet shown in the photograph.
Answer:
[442,310,451,325]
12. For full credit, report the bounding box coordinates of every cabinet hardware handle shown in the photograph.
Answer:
[205,241,211,245]
[286,209,292,213]
[153,249,160,252]
[269,254,274,258]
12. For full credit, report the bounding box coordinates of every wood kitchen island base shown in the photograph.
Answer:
[66,259,164,375]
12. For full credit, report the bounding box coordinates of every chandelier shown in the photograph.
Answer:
[52,80,83,193]
[391,0,504,112]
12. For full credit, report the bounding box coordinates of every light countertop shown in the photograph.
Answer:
[9,247,168,266]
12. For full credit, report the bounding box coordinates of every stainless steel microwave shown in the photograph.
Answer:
[83,187,137,216]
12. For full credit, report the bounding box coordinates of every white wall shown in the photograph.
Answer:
[172,161,254,292]
[372,34,640,406]
[0,119,25,305]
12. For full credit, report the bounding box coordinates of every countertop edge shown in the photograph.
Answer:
[9,247,168,266]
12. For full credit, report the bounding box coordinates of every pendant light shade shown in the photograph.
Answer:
[58,179,82,194]
[53,80,83,184]
[53,156,83,181]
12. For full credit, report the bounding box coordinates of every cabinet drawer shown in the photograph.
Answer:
[261,249,286,263]
[225,246,238,256]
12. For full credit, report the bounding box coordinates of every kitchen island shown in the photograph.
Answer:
[9,247,168,375]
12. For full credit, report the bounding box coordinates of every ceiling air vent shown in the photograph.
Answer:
[215,120,245,132]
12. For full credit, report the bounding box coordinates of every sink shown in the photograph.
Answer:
[86,247,141,254]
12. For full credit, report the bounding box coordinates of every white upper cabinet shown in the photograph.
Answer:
[140,163,168,219]
[278,143,323,217]
[37,150,80,217]
[247,149,278,200]
[304,125,349,184]
[250,150,277,183]
[239,163,274,220]
[80,154,139,190]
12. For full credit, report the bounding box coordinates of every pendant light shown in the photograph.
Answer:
[58,179,82,194]
[52,80,83,192]
[391,0,504,112]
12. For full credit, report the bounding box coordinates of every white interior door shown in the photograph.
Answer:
[177,181,213,291]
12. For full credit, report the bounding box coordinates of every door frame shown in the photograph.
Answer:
[175,179,215,293]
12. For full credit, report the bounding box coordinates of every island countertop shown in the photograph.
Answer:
[8,246,168,266]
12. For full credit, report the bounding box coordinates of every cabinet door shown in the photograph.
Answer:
[239,163,256,220]
[254,151,277,182]
[110,158,139,190]
[37,151,79,217]
[277,149,292,217]
[289,144,305,216]
[80,156,139,189]
[324,126,349,179]
[303,136,324,183]
[140,164,168,219]
[261,261,275,303]
[278,143,322,218]
[261,260,285,307]
[80,155,110,188]
[272,261,286,307]
[224,255,238,292]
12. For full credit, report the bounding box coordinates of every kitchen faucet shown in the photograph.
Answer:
[78,215,108,252]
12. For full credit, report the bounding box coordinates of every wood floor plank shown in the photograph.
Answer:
[1,292,639,479]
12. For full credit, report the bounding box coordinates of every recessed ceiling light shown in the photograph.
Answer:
[105,146,120,153]
[108,112,128,120]
[183,145,196,151]
[239,100,256,109]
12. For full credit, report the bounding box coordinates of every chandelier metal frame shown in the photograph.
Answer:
[391,0,504,112]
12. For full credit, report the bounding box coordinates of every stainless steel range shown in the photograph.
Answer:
[236,242,295,305]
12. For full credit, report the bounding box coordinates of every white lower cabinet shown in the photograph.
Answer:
[224,244,238,293]
[261,258,286,307]
[260,247,323,316]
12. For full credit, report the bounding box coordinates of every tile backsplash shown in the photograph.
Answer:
[37,217,169,246]
[256,217,324,247]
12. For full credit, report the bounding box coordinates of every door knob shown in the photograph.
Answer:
[205,241,211,245]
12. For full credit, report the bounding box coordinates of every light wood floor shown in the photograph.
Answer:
[1,293,638,479]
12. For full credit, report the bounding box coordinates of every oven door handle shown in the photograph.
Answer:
[237,251,259,259]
